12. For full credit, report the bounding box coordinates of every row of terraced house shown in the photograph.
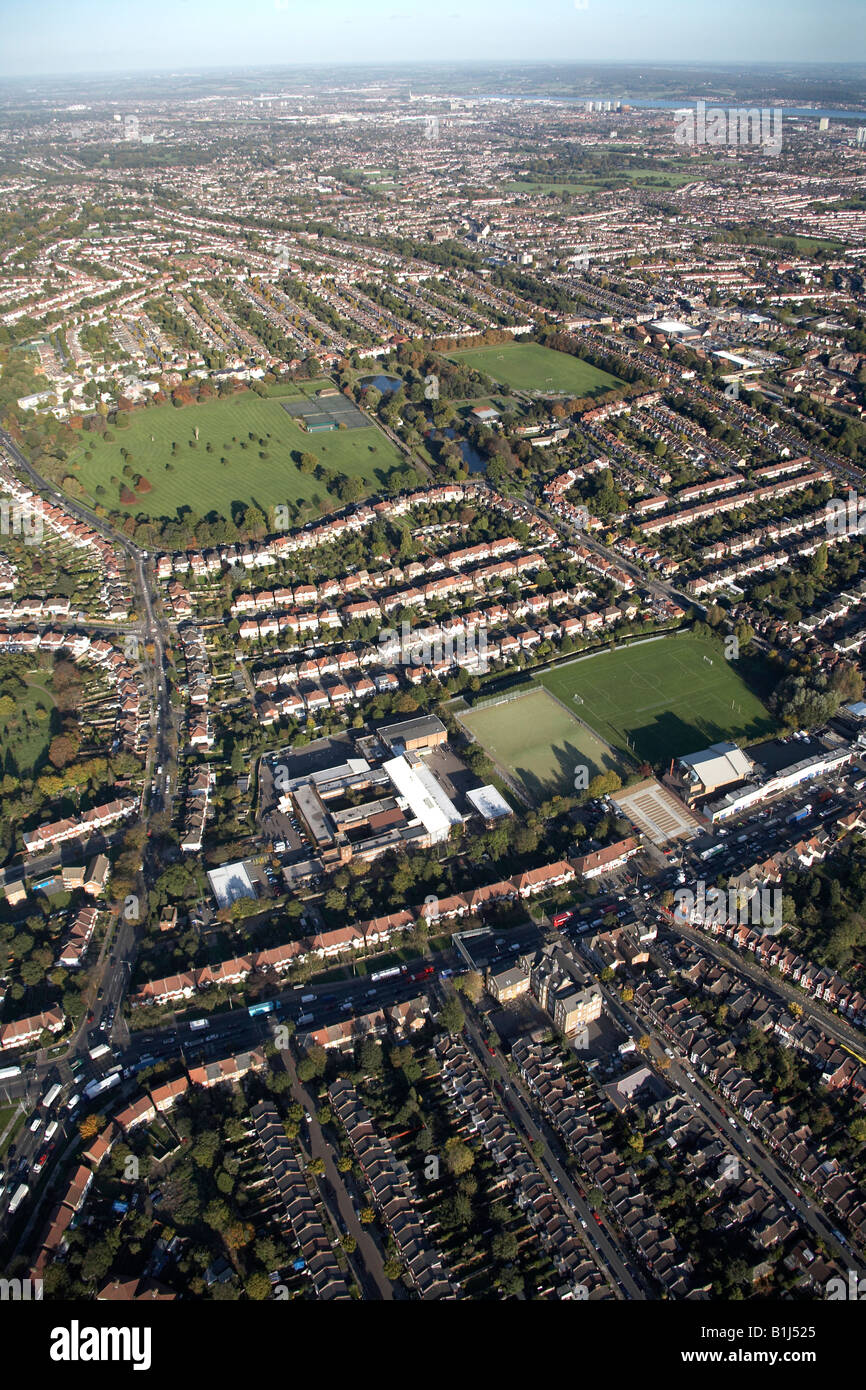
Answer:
[130,860,577,1009]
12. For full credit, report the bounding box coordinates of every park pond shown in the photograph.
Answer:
[426,425,487,474]
[359,374,403,394]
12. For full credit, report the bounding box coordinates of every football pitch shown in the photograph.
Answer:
[460,687,623,802]
[445,342,623,396]
[536,633,779,766]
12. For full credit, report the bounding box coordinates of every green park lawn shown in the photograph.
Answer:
[0,669,55,777]
[446,341,623,396]
[504,169,698,195]
[67,390,407,523]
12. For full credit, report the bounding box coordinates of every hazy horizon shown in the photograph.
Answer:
[2,0,859,80]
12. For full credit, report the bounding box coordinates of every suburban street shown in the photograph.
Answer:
[592,968,853,1266]
[460,1006,650,1298]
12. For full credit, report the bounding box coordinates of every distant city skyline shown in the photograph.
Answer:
[1,0,858,80]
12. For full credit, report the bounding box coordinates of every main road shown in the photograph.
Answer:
[0,429,178,1070]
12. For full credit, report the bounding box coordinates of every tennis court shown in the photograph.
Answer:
[282,393,369,430]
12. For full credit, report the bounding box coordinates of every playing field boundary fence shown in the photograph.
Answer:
[463,683,537,714]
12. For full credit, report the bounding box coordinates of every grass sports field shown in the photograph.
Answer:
[446,342,623,396]
[68,387,406,523]
[536,633,778,766]
[461,687,623,802]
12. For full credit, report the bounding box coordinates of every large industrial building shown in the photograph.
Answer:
[703,741,853,823]
[674,741,755,802]
[270,719,464,870]
[667,735,855,824]
[376,714,448,756]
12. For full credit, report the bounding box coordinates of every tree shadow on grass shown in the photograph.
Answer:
[630,709,778,770]
[513,738,621,804]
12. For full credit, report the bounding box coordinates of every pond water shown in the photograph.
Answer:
[427,425,487,474]
[359,374,402,394]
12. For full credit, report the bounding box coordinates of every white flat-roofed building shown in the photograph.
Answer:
[648,318,701,339]
[712,350,761,373]
[207,861,256,910]
[384,754,463,844]
[467,785,514,822]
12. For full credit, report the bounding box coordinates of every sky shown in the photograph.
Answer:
[0,0,859,78]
